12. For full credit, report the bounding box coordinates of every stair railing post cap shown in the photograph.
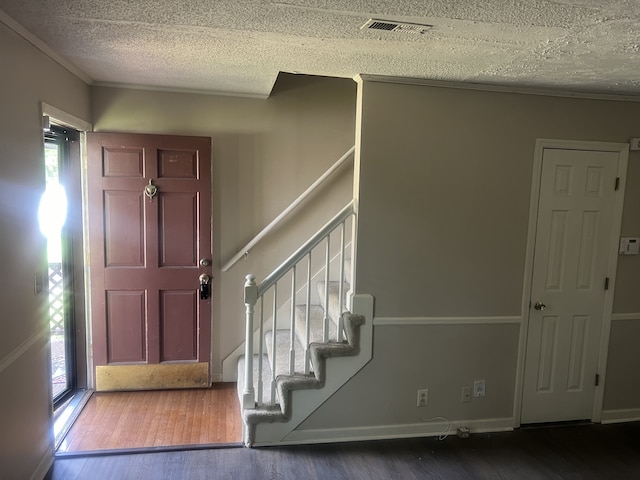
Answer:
[244,274,258,305]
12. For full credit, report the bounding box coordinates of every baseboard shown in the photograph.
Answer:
[30,447,54,480]
[278,417,515,446]
[601,408,640,424]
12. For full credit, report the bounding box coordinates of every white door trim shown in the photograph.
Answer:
[514,139,629,427]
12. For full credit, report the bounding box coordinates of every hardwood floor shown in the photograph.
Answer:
[49,422,640,480]
[57,383,242,452]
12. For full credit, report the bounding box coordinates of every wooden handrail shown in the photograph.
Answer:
[222,146,355,272]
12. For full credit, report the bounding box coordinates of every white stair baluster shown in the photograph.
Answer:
[338,220,346,342]
[256,296,264,406]
[323,236,330,342]
[270,285,278,404]
[243,274,257,410]
[289,266,297,375]
[304,252,312,374]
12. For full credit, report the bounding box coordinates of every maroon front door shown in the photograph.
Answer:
[87,133,212,390]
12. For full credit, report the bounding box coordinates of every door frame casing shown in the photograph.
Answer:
[41,103,94,393]
[514,138,629,428]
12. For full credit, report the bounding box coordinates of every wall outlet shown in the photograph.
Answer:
[473,379,486,397]
[417,388,429,407]
[462,386,471,403]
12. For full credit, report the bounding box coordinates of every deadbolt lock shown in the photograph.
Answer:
[199,273,211,300]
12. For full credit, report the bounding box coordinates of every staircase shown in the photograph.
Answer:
[232,203,374,446]
[238,279,364,445]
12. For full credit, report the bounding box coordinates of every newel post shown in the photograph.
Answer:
[242,274,258,410]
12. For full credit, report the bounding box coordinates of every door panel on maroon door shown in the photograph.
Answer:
[106,290,146,363]
[102,147,145,177]
[88,132,212,391]
[104,191,145,267]
[160,290,198,362]
[159,193,198,266]
[158,149,198,178]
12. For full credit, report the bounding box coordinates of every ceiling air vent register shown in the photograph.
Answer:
[361,19,433,34]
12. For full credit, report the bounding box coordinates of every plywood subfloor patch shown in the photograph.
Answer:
[57,383,242,452]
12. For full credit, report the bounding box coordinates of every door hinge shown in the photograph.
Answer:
[595,373,600,386]
[605,277,610,290]
[615,177,620,191]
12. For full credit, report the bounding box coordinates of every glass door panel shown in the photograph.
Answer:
[42,128,75,405]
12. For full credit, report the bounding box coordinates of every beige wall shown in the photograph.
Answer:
[301,79,640,433]
[0,21,91,480]
[355,80,640,317]
[92,74,357,376]
[604,318,640,411]
[300,323,520,430]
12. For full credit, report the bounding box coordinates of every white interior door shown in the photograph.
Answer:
[521,146,622,424]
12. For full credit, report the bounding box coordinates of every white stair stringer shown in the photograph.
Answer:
[242,293,373,447]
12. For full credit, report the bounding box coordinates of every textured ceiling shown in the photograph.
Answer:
[2,1,640,97]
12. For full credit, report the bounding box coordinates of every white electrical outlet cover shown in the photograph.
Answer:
[473,380,486,397]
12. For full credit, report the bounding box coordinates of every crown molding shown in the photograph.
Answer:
[92,81,271,100]
[355,74,640,103]
[0,8,92,84]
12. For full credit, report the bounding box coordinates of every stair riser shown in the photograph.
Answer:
[265,329,308,377]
